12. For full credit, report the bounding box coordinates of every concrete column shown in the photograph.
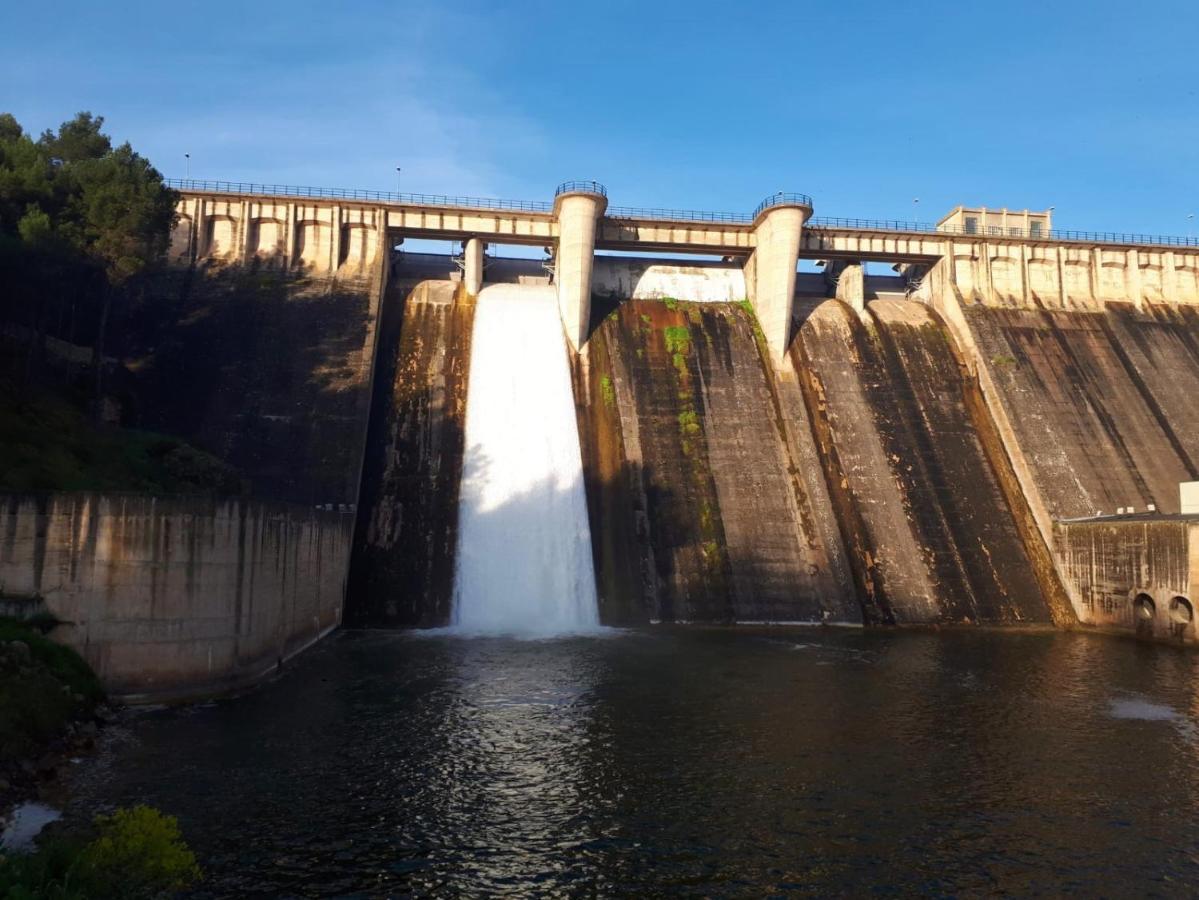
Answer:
[1056,245,1068,308]
[982,243,996,304]
[285,202,297,267]
[186,197,200,261]
[464,238,485,295]
[553,188,607,350]
[240,200,252,263]
[194,198,208,259]
[829,260,865,313]
[331,205,342,272]
[1164,251,1178,303]
[1127,249,1143,310]
[1019,242,1032,305]
[749,198,811,360]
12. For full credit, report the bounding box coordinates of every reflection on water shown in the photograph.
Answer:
[66,629,1199,895]
[1,802,61,852]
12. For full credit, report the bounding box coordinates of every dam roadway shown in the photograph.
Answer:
[166,178,1199,361]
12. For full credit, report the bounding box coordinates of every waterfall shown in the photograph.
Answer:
[452,284,601,634]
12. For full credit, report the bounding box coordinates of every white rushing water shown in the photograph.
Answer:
[452,284,601,635]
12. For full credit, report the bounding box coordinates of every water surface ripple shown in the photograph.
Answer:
[67,628,1199,896]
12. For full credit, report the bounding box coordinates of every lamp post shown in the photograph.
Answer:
[912,197,919,224]
[396,167,402,193]
[1188,213,1194,244]
[185,153,190,180]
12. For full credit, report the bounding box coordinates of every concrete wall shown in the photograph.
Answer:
[592,257,746,303]
[575,299,857,625]
[1056,517,1197,641]
[788,299,1061,625]
[0,493,352,699]
[345,279,473,626]
[174,196,387,276]
[126,261,383,506]
[937,241,1199,310]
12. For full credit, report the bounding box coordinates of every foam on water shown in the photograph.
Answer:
[452,284,600,635]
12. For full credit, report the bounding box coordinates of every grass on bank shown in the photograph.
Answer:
[0,378,241,494]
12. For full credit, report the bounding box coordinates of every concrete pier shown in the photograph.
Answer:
[747,195,813,359]
[553,182,607,350]
[463,237,484,295]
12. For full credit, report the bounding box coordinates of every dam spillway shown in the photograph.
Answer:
[341,262,1195,639]
[272,180,1196,647]
[451,284,600,634]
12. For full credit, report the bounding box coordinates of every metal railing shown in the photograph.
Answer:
[753,192,814,219]
[554,180,607,198]
[608,205,753,224]
[810,216,934,233]
[164,178,553,213]
[808,215,1199,248]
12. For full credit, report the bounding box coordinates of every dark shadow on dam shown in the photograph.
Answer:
[117,259,377,504]
[345,278,471,626]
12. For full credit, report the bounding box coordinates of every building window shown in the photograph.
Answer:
[1030,221,1044,238]
[965,216,979,234]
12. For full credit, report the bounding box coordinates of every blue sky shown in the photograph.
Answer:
[2,0,1198,236]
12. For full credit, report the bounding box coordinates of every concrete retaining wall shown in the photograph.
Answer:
[0,493,352,699]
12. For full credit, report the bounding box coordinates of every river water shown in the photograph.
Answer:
[66,628,1199,896]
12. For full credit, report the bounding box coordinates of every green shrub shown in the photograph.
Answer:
[0,806,201,899]
[79,806,201,897]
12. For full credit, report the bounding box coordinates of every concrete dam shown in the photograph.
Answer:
[7,178,1199,695]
